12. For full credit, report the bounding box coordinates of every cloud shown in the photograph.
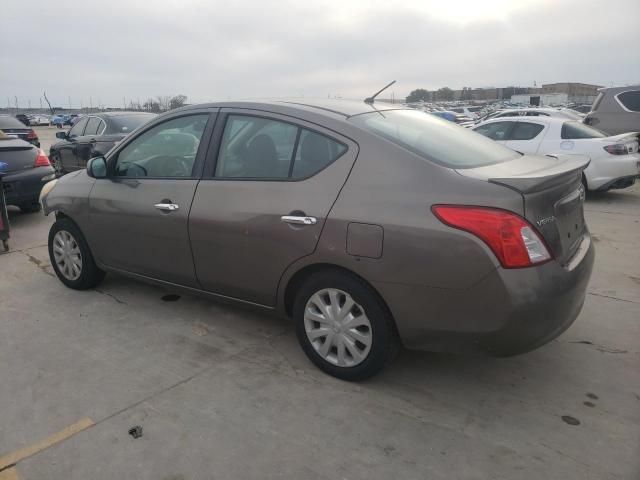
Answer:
[1,0,638,107]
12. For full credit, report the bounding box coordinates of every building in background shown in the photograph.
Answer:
[511,93,568,106]
[541,83,602,104]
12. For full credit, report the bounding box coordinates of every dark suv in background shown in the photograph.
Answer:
[49,111,156,175]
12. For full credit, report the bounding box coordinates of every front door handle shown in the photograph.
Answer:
[281,215,317,225]
[155,203,180,212]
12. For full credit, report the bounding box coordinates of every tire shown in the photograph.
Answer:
[19,202,42,213]
[48,218,105,290]
[50,153,64,176]
[293,269,398,381]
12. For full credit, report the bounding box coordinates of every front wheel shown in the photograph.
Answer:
[293,270,398,381]
[50,153,64,176]
[48,218,105,289]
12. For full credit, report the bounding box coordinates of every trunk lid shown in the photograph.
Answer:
[456,154,590,265]
[0,138,37,173]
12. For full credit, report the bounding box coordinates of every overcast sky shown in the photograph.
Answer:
[2,0,639,108]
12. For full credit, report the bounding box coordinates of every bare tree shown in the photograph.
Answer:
[43,91,55,115]
[169,94,188,110]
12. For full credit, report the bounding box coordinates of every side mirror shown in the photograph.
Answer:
[55,131,67,139]
[87,156,108,179]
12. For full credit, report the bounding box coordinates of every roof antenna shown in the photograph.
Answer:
[365,80,396,104]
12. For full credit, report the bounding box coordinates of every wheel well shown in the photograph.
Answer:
[283,263,396,331]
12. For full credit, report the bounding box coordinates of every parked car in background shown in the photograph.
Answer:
[51,114,74,128]
[478,108,583,123]
[473,116,640,191]
[41,100,594,380]
[0,131,55,212]
[15,114,31,126]
[0,115,40,147]
[450,105,483,120]
[49,111,157,175]
[431,110,474,127]
[30,114,51,126]
[584,85,640,135]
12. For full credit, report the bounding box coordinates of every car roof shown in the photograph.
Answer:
[98,111,157,117]
[178,99,407,119]
[598,85,640,94]
[476,116,568,125]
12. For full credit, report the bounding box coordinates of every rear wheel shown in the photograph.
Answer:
[293,270,398,381]
[48,218,105,289]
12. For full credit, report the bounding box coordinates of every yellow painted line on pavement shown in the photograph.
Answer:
[0,467,19,480]
[0,417,94,471]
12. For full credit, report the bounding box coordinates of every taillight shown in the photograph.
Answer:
[603,144,628,155]
[26,129,38,140]
[34,149,51,167]
[432,205,552,268]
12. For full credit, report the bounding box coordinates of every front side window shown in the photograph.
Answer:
[115,114,209,178]
[215,115,346,179]
[84,117,102,136]
[510,122,545,141]
[351,110,519,168]
[473,121,514,141]
[68,117,88,137]
[560,121,606,139]
[616,90,640,112]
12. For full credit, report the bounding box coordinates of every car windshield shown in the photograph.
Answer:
[561,121,607,139]
[109,114,156,133]
[350,109,519,169]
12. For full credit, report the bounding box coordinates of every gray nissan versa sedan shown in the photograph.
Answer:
[40,99,595,380]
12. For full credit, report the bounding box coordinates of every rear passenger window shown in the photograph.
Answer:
[292,130,347,178]
[616,90,640,112]
[560,121,606,139]
[509,122,544,140]
[215,114,346,180]
[474,122,513,141]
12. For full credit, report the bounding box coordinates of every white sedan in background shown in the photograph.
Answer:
[472,117,640,191]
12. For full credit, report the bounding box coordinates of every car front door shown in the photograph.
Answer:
[503,120,547,154]
[75,116,102,169]
[58,117,88,171]
[189,109,358,306]
[86,111,215,287]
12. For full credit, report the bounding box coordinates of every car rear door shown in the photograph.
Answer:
[189,109,358,306]
[87,111,216,287]
[503,120,547,153]
[58,117,88,171]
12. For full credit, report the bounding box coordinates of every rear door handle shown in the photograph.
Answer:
[155,203,180,212]
[281,215,317,225]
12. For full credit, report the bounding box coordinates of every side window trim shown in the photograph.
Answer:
[204,110,349,182]
[107,111,218,180]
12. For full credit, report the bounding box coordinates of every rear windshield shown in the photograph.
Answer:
[350,109,518,169]
[108,114,156,133]
[0,116,27,129]
[561,121,607,139]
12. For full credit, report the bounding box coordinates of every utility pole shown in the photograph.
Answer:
[68,96,72,109]
[89,96,93,111]
[14,96,19,111]
[28,99,32,109]
[123,96,126,110]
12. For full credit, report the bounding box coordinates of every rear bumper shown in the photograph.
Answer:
[586,153,640,190]
[2,167,56,206]
[376,232,595,355]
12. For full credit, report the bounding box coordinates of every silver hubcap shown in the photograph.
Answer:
[304,288,372,367]
[52,230,82,280]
